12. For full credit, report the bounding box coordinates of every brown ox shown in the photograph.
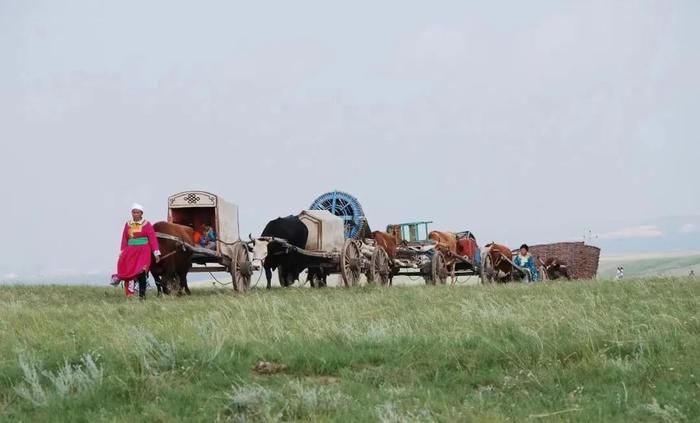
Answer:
[428,230,458,285]
[483,242,516,282]
[150,221,193,295]
[540,257,571,280]
[370,231,398,285]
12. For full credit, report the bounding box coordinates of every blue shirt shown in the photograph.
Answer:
[200,228,216,246]
[514,253,540,282]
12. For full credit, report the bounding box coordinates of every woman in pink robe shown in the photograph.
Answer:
[111,203,161,298]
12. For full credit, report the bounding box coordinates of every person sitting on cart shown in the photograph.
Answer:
[200,224,217,250]
[513,244,539,282]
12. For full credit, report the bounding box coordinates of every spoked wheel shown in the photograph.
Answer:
[340,240,362,287]
[367,247,391,285]
[431,251,448,285]
[480,250,495,284]
[231,243,252,293]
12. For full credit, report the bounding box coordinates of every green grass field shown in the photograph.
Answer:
[1,280,699,422]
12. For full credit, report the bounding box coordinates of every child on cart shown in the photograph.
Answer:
[200,224,217,250]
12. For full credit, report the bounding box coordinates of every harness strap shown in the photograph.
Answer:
[158,249,179,261]
[156,232,186,244]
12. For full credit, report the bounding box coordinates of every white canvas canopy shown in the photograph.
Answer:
[298,210,345,252]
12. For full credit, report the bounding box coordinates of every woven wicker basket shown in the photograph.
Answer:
[526,242,601,280]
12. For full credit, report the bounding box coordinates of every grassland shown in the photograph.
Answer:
[1,279,699,422]
[599,252,700,278]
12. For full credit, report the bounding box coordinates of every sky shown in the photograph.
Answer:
[1,0,699,278]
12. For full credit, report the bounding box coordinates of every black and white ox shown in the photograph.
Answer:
[249,215,322,289]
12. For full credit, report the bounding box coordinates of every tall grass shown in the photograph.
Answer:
[1,279,698,421]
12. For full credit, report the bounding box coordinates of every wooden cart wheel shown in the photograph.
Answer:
[367,246,391,285]
[431,251,448,285]
[231,243,252,293]
[424,259,435,285]
[340,240,362,287]
[480,249,495,284]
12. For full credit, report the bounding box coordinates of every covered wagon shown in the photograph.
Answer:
[253,210,366,288]
[162,191,253,291]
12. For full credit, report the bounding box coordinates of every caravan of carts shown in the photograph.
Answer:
[157,190,586,291]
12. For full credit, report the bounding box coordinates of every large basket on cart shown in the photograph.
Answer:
[527,242,601,280]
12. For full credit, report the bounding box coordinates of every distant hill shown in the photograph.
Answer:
[599,252,700,278]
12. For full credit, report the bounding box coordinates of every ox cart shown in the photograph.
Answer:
[480,243,545,283]
[365,221,482,285]
[158,191,254,292]
[257,210,367,288]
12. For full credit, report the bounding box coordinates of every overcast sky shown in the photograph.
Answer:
[1,1,698,277]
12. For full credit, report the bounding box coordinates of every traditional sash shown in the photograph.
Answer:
[128,237,149,246]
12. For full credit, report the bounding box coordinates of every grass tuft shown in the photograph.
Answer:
[13,351,103,407]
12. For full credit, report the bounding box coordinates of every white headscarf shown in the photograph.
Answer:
[131,203,144,212]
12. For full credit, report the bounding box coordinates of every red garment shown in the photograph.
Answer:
[114,220,159,285]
